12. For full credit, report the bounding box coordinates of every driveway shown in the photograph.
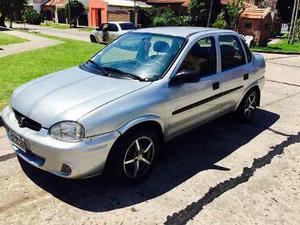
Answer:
[10,23,91,42]
[0,53,299,225]
[0,31,61,57]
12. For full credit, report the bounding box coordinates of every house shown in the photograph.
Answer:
[41,0,89,25]
[42,0,66,22]
[238,5,273,46]
[27,0,49,13]
[88,0,150,28]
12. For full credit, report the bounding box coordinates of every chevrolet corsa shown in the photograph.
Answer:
[2,27,265,182]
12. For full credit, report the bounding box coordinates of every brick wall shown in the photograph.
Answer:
[107,6,131,22]
[238,15,273,46]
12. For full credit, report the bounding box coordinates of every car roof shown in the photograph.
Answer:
[134,27,236,38]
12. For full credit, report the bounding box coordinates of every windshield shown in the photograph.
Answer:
[119,23,136,30]
[89,32,185,81]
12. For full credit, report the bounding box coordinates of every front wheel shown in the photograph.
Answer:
[235,90,258,122]
[106,129,160,183]
[90,35,97,43]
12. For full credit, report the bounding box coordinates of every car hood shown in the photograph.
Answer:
[11,67,151,128]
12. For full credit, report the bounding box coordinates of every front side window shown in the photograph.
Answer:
[219,35,246,71]
[179,37,216,77]
[88,32,185,81]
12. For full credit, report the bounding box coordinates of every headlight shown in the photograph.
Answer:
[50,121,85,142]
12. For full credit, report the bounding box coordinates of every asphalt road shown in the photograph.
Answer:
[0,53,299,225]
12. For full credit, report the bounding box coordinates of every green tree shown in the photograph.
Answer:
[0,0,27,28]
[142,7,191,27]
[213,10,228,29]
[189,0,210,26]
[189,0,221,27]
[65,0,85,28]
[225,0,244,30]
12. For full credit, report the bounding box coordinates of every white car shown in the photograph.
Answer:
[90,21,136,44]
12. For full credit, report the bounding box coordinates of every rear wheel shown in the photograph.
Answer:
[106,129,160,183]
[235,89,258,122]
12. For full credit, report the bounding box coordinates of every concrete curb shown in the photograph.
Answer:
[252,50,300,55]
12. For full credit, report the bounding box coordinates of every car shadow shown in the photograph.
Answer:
[19,108,280,212]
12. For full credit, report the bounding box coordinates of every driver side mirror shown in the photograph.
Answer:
[170,70,200,86]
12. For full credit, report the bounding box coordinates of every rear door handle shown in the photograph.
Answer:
[212,82,220,90]
[244,74,249,80]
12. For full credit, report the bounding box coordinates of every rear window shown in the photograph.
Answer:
[119,23,136,30]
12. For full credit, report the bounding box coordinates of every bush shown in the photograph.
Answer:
[24,9,43,25]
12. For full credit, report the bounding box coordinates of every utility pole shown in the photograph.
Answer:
[207,0,214,27]
[288,0,298,44]
[134,0,137,27]
[68,0,71,28]
[291,0,300,44]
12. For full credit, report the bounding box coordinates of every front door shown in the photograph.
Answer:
[166,36,221,138]
[217,35,250,113]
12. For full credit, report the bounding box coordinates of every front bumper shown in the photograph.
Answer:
[1,107,120,179]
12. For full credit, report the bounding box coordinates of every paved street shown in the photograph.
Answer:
[0,53,299,225]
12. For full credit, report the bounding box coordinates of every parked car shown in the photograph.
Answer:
[90,21,136,44]
[2,27,266,182]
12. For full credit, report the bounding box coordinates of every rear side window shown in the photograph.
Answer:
[119,23,136,30]
[219,35,246,71]
[241,40,252,63]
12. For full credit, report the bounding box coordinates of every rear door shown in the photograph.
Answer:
[217,35,250,113]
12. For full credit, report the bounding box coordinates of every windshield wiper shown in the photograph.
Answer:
[86,60,108,76]
[102,66,145,81]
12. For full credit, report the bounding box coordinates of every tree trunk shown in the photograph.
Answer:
[0,15,6,27]
[9,19,12,28]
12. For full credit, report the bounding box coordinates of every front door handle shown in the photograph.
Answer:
[212,82,220,90]
[244,74,249,80]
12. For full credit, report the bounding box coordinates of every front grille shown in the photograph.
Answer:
[13,109,42,131]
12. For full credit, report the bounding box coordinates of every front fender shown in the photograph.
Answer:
[118,115,165,135]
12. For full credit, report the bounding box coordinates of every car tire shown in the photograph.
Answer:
[106,128,160,183]
[90,35,97,43]
[235,89,259,122]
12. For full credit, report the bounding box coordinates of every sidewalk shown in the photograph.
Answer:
[0,31,61,57]
[10,23,91,42]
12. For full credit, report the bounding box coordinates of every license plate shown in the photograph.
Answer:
[8,130,27,153]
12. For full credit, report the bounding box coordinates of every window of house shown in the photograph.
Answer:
[179,37,216,77]
[245,22,252,29]
[219,35,246,71]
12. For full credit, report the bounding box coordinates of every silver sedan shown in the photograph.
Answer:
[2,27,265,182]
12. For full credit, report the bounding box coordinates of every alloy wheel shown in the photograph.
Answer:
[244,92,256,119]
[123,136,155,178]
